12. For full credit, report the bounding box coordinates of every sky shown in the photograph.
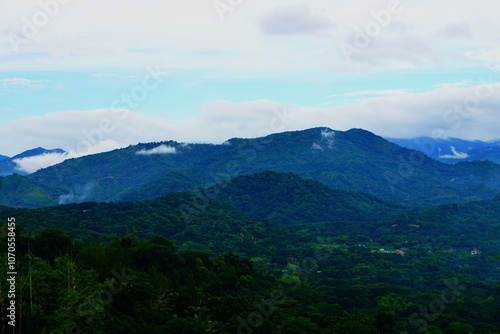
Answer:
[1,0,500,171]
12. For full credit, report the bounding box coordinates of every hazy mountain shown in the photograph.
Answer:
[1,128,500,208]
[386,137,500,164]
[0,147,66,177]
[0,158,19,177]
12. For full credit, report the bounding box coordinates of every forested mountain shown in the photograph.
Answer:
[3,171,498,257]
[1,172,499,332]
[1,128,500,208]
[387,137,500,165]
[215,171,402,226]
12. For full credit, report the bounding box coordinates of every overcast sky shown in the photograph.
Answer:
[1,0,500,167]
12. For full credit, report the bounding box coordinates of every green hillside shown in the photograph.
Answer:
[1,172,499,332]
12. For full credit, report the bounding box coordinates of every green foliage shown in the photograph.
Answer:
[0,171,499,332]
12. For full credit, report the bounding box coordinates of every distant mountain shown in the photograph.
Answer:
[386,137,500,164]
[12,147,65,160]
[1,128,500,208]
[0,158,19,177]
[0,147,66,177]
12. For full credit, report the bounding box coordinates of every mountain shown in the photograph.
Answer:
[0,158,19,177]
[1,127,500,208]
[387,137,500,164]
[3,171,498,254]
[0,173,56,207]
[12,147,66,160]
[0,147,66,177]
[2,172,500,332]
[215,171,402,227]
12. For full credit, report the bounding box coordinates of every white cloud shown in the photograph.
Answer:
[467,49,500,63]
[1,79,500,167]
[91,73,119,78]
[439,146,469,159]
[311,142,323,151]
[320,128,335,148]
[13,139,123,173]
[0,77,50,89]
[136,145,177,155]
[91,73,136,78]
[466,49,500,72]
[339,21,440,67]
[13,152,67,174]
[330,89,411,99]
[0,0,495,74]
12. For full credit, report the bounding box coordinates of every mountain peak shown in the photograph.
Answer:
[12,147,66,160]
[344,128,381,139]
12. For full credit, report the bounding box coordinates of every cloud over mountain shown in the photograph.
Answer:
[136,145,177,155]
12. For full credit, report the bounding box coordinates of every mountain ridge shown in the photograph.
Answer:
[1,127,500,208]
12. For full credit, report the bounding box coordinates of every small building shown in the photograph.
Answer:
[471,248,481,255]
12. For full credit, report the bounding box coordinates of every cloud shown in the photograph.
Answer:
[467,49,500,63]
[136,145,177,155]
[3,107,17,113]
[437,22,473,40]
[91,73,120,78]
[12,139,122,173]
[259,5,333,36]
[91,73,136,78]
[311,142,323,151]
[1,79,500,169]
[0,0,496,76]
[320,128,335,148]
[432,81,471,89]
[340,21,440,67]
[58,181,97,205]
[13,152,68,174]
[330,89,411,99]
[0,77,50,89]
[466,49,500,72]
[439,146,469,159]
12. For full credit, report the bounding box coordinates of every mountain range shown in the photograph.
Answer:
[386,136,500,164]
[1,140,500,333]
[3,171,498,255]
[1,127,499,208]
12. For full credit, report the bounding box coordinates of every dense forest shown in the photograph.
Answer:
[1,172,500,333]
[1,229,500,333]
